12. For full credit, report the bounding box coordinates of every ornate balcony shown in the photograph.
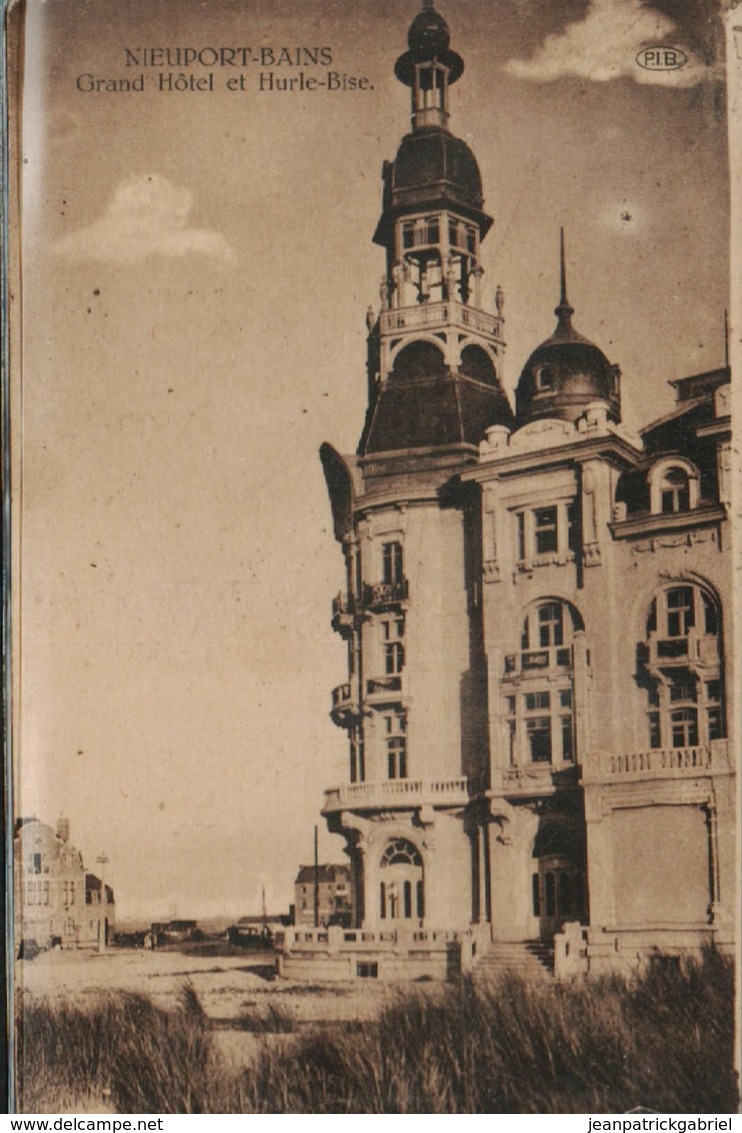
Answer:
[606,740,729,781]
[331,593,358,636]
[362,579,409,610]
[503,646,572,677]
[322,776,474,814]
[644,630,720,672]
[365,674,403,701]
[380,300,502,341]
[329,682,361,725]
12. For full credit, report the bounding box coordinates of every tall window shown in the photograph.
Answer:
[504,600,581,766]
[525,692,551,762]
[382,541,404,585]
[642,585,724,748]
[385,713,407,779]
[349,724,365,783]
[383,617,405,675]
[534,507,558,555]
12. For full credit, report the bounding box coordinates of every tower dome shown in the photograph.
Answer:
[407,5,450,53]
[515,234,621,426]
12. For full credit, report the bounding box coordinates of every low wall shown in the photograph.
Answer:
[277,924,466,981]
[553,921,735,979]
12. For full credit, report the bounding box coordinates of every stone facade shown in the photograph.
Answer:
[280,2,734,980]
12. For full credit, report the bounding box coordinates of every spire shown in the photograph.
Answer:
[554,227,575,333]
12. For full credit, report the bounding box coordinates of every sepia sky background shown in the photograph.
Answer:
[14,0,729,919]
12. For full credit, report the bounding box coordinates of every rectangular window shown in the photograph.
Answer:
[666,587,694,637]
[33,853,42,874]
[567,503,579,553]
[70,882,76,906]
[649,712,662,749]
[669,673,697,702]
[63,881,69,906]
[26,881,33,906]
[449,219,458,247]
[671,708,698,748]
[387,738,407,779]
[538,602,563,647]
[561,715,574,762]
[707,706,723,741]
[516,512,526,562]
[526,717,552,762]
[525,691,550,712]
[534,507,558,555]
[382,541,404,585]
[402,223,414,250]
[426,216,440,244]
[43,881,50,906]
[384,642,404,675]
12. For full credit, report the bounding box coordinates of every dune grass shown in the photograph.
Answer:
[17,950,737,1114]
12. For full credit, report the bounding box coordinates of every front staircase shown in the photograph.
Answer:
[474,940,554,981]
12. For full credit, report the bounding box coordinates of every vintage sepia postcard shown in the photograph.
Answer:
[3,0,741,1116]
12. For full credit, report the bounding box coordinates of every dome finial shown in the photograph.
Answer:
[555,227,574,330]
[422,0,434,9]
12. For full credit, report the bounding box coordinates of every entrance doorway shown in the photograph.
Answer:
[535,854,585,940]
[379,838,424,924]
[532,820,586,941]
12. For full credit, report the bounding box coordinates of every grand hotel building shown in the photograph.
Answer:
[279,2,734,979]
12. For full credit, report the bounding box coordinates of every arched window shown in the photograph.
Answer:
[648,459,700,514]
[503,600,584,766]
[641,584,724,749]
[381,838,422,867]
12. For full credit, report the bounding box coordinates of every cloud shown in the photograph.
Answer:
[52,174,236,265]
[505,0,716,87]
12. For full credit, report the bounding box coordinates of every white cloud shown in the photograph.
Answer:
[52,174,236,265]
[505,0,715,87]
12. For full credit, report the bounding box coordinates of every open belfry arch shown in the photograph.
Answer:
[277,1,734,981]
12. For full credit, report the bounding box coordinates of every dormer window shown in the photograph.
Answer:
[660,468,690,514]
[534,364,555,392]
[648,458,700,514]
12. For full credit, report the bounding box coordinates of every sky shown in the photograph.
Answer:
[12,0,730,920]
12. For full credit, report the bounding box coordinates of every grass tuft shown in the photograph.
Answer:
[17,949,737,1114]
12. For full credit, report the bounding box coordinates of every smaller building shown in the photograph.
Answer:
[14,816,115,951]
[294,864,352,926]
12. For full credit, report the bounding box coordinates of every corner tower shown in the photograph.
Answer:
[361,0,512,455]
[312,3,498,971]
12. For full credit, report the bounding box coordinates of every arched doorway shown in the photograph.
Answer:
[532,823,586,941]
[379,838,424,924]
